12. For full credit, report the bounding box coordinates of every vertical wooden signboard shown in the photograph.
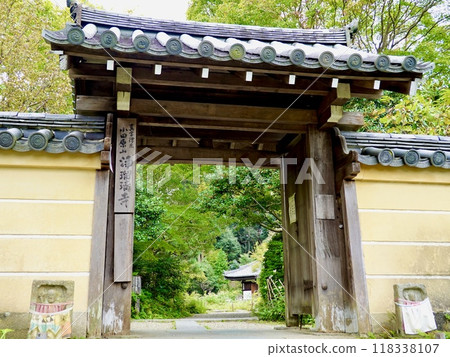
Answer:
[114,118,137,283]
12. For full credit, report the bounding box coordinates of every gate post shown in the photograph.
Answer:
[102,118,137,335]
[281,126,349,332]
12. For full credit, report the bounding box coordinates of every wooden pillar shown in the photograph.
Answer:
[281,127,349,332]
[280,155,301,326]
[340,180,372,333]
[305,125,346,332]
[102,118,137,335]
[86,170,110,337]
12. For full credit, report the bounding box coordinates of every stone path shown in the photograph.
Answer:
[175,319,206,332]
[126,311,355,339]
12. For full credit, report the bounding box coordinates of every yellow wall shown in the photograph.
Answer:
[355,165,450,330]
[0,150,100,335]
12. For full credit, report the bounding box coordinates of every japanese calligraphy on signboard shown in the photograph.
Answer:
[114,118,137,213]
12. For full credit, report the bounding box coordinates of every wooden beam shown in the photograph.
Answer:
[137,145,280,164]
[336,112,365,131]
[117,91,131,111]
[318,105,343,129]
[137,126,284,143]
[116,67,132,112]
[70,61,398,99]
[70,63,331,96]
[76,96,317,124]
[131,99,317,124]
[139,117,308,134]
[317,83,351,129]
[116,67,132,92]
[276,133,303,153]
[66,50,416,82]
[76,95,115,112]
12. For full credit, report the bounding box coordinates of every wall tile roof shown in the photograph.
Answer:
[0,113,105,154]
[224,261,261,281]
[343,131,450,169]
[42,5,434,73]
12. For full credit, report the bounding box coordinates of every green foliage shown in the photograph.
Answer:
[191,249,229,294]
[0,329,13,339]
[133,246,187,300]
[0,0,72,113]
[215,228,242,262]
[258,233,284,302]
[185,292,207,314]
[134,188,166,242]
[188,0,449,135]
[254,293,285,321]
[131,289,192,319]
[199,167,282,232]
[195,288,253,312]
[235,225,269,254]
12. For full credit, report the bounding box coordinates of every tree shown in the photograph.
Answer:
[234,225,269,253]
[199,166,282,233]
[215,228,242,262]
[0,0,72,113]
[187,0,449,135]
[258,233,284,302]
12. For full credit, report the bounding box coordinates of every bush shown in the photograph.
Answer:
[185,293,207,314]
[131,289,194,319]
[258,233,284,302]
[254,294,285,321]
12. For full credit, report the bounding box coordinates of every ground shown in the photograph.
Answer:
[123,312,355,339]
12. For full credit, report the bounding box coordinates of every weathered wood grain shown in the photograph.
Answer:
[87,170,110,338]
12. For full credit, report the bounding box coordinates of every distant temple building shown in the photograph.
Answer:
[224,262,260,300]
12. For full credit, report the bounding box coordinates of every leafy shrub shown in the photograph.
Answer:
[258,233,284,302]
[254,294,285,321]
[185,293,207,314]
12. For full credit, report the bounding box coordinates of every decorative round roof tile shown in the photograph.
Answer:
[166,38,183,55]
[402,56,417,71]
[28,131,52,151]
[375,55,390,71]
[133,34,150,52]
[404,149,420,166]
[318,51,335,68]
[378,149,394,166]
[198,40,214,58]
[229,43,245,60]
[100,30,118,48]
[63,132,84,152]
[0,132,15,149]
[431,151,446,167]
[347,53,363,70]
[260,46,276,63]
[289,48,305,66]
[67,27,85,45]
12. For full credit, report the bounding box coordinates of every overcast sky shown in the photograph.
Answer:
[51,0,190,21]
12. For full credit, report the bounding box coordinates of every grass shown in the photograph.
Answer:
[0,329,13,339]
[192,289,254,312]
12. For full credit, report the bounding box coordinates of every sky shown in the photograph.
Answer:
[51,0,190,21]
